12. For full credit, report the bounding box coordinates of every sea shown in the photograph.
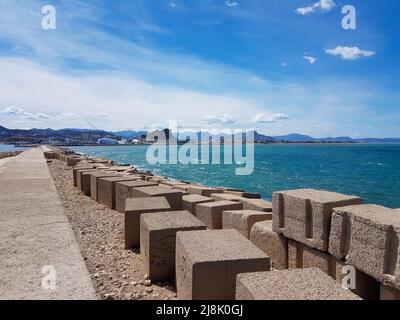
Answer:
[71,143,400,209]
[0,144,30,152]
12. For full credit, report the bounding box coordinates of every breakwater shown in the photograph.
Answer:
[47,145,400,300]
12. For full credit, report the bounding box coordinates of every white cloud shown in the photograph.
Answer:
[201,114,236,124]
[325,46,376,60]
[0,106,51,121]
[303,55,317,64]
[295,0,335,15]
[225,1,239,7]
[281,62,288,67]
[169,2,176,8]
[252,113,289,123]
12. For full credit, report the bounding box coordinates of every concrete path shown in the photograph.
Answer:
[0,148,97,300]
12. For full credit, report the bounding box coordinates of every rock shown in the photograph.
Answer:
[144,279,152,286]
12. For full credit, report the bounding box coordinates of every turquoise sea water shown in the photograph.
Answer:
[0,144,29,152]
[71,144,400,208]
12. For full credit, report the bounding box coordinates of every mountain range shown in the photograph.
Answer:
[1,126,400,143]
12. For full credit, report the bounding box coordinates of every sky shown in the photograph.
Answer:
[0,0,399,137]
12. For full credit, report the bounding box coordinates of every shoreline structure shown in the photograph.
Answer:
[2,146,399,300]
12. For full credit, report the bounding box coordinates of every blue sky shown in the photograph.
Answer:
[0,0,399,137]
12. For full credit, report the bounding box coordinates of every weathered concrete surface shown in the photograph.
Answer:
[90,171,118,201]
[0,148,96,300]
[131,186,183,211]
[124,197,171,249]
[222,210,271,238]
[115,180,158,213]
[182,194,215,216]
[188,185,224,197]
[380,284,400,300]
[236,268,361,300]
[176,229,270,300]
[242,199,272,212]
[140,211,206,281]
[97,176,138,209]
[196,200,243,229]
[344,204,400,289]
[250,221,287,270]
[272,189,362,251]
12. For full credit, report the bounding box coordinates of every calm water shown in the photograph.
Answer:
[0,144,29,152]
[71,144,400,208]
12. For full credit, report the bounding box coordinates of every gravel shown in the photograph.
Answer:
[48,159,177,300]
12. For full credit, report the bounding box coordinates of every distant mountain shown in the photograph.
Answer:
[355,138,400,143]
[273,133,316,142]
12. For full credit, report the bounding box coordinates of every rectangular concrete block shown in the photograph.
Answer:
[345,204,400,288]
[81,171,95,196]
[182,194,214,216]
[124,197,172,249]
[131,186,183,211]
[222,210,271,239]
[72,166,95,186]
[196,201,243,229]
[287,240,331,274]
[140,211,206,281]
[176,229,270,300]
[106,165,131,172]
[236,268,361,300]
[242,199,272,212]
[250,221,287,270]
[272,189,362,251]
[67,157,80,166]
[97,176,138,209]
[76,169,97,191]
[90,171,118,201]
[380,285,400,300]
[188,185,224,197]
[224,190,261,199]
[115,180,158,213]
[210,193,246,202]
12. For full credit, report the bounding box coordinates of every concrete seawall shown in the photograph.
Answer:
[0,148,96,299]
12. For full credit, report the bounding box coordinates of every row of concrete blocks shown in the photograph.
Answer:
[268,188,400,299]
[70,158,374,299]
[0,151,22,159]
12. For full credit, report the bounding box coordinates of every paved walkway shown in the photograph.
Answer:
[0,148,96,299]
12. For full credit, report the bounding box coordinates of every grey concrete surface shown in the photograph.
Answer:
[0,148,97,300]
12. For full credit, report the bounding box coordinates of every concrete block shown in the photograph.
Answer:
[188,185,224,197]
[272,188,362,251]
[331,259,380,300]
[224,190,261,199]
[345,205,400,288]
[89,171,118,201]
[196,201,243,229]
[81,171,95,196]
[380,285,400,300]
[250,221,287,270]
[131,186,183,211]
[76,169,97,191]
[287,240,331,274]
[242,199,272,212]
[182,194,214,216]
[176,229,270,300]
[72,166,94,186]
[236,268,361,300]
[67,157,81,166]
[210,193,246,202]
[124,197,171,249]
[141,211,206,281]
[106,165,131,172]
[115,180,158,213]
[222,210,271,238]
[97,176,138,209]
